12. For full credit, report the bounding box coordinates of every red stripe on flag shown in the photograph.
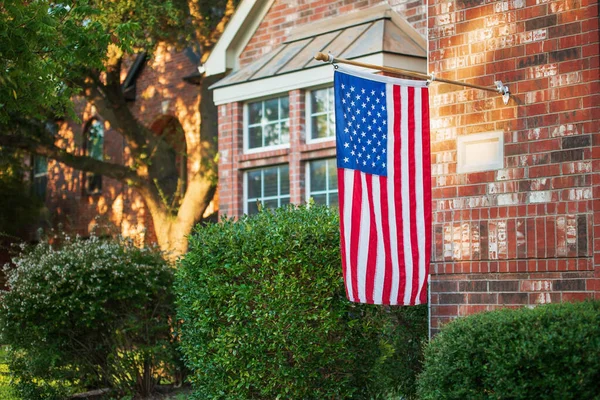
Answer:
[349,169,362,302]
[380,174,392,303]
[420,87,432,304]
[337,168,350,300]
[393,85,406,304]
[365,174,378,304]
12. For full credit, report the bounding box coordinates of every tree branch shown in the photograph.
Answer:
[0,128,142,185]
[78,74,151,156]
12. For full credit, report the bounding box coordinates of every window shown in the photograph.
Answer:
[245,165,290,215]
[306,158,338,206]
[245,95,290,151]
[306,86,335,142]
[32,155,48,200]
[150,116,187,209]
[84,120,104,194]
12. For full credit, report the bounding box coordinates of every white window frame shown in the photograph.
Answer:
[32,156,48,180]
[243,164,291,214]
[84,119,104,195]
[243,95,291,154]
[32,155,48,199]
[305,85,336,144]
[305,158,338,207]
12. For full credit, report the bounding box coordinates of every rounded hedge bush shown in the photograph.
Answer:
[418,300,600,400]
[0,235,178,399]
[176,205,427,400]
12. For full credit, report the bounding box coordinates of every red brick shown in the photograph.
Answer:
[529,164,561,178]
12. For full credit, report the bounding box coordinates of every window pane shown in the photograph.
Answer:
[247,201,259,215]
[264,98,279,122]
[86,172,102,194]
[246,165,289,213]
[33,156,47,175]
[312,194,327,205]
[327,111,335,136]
[33,175,47,200]
[246,96,289,150]
[247,170,262,199]
[280,197,290,206]
[280,120,290,145]
[263,123,278,147]
[248,102,262,125]
[263,167,278,197]
[263,199,278,210]
[311,89,327,114]
[328,160,338,189]
[329,193,339,207]
[279,165,289,195]
[248,126,263,149]
[279,96,289,120]
[310,160,327,192]
[312,115,330,139]
[87,122,104,160]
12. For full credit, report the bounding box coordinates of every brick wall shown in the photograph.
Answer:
[428,0,599,333]
[239,0,427,67]
[46,44,201,244]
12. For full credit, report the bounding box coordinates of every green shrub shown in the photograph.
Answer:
[418,301,600,400]
[0,235,178,399]
[0,346,18,400]
[176,205,427,400]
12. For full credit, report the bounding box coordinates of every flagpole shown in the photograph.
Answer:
[314,52,510,101]
[428,274,431,340]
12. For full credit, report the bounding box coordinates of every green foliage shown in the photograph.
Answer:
[0,346,18,400]
[0,149,43,239]
[0,0,189,124]
[418,301,600,400]
[194,0,241,42]
[176,205,427,400]
[0,1,106,122]
[0,235,179,398]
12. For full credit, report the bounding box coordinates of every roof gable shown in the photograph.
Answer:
[203,0,275,77]
[211,4,426,90]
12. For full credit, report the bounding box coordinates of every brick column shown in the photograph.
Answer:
[289,89,306,204]
[218,102,244,219]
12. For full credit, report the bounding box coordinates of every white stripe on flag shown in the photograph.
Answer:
[343,168,355,302]
[357,172,370,303]
[414,89,426,304]
[372,177,385,304]
[401,85,413,306]
[386,84,400,305]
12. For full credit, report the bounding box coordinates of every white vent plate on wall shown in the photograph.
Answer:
[456,131,504,174]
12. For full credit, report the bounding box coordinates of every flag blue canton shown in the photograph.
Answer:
[334,70,388,177]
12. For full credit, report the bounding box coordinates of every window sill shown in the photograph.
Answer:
[239,148,290,169]
[240,148,289,162]
[299,141,336,160]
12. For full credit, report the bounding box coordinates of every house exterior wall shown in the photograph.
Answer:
[217,0,599,335]
[45,44,202,244]
[427,0,600,333]
[217,0,425,218]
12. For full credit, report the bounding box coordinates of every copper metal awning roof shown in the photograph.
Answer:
[210,5,426,90]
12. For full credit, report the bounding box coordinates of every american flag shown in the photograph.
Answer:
[334,66,431,306]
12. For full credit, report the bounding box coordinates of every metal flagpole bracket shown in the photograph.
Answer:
[427,72,436,86]
[495,81,510,105]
